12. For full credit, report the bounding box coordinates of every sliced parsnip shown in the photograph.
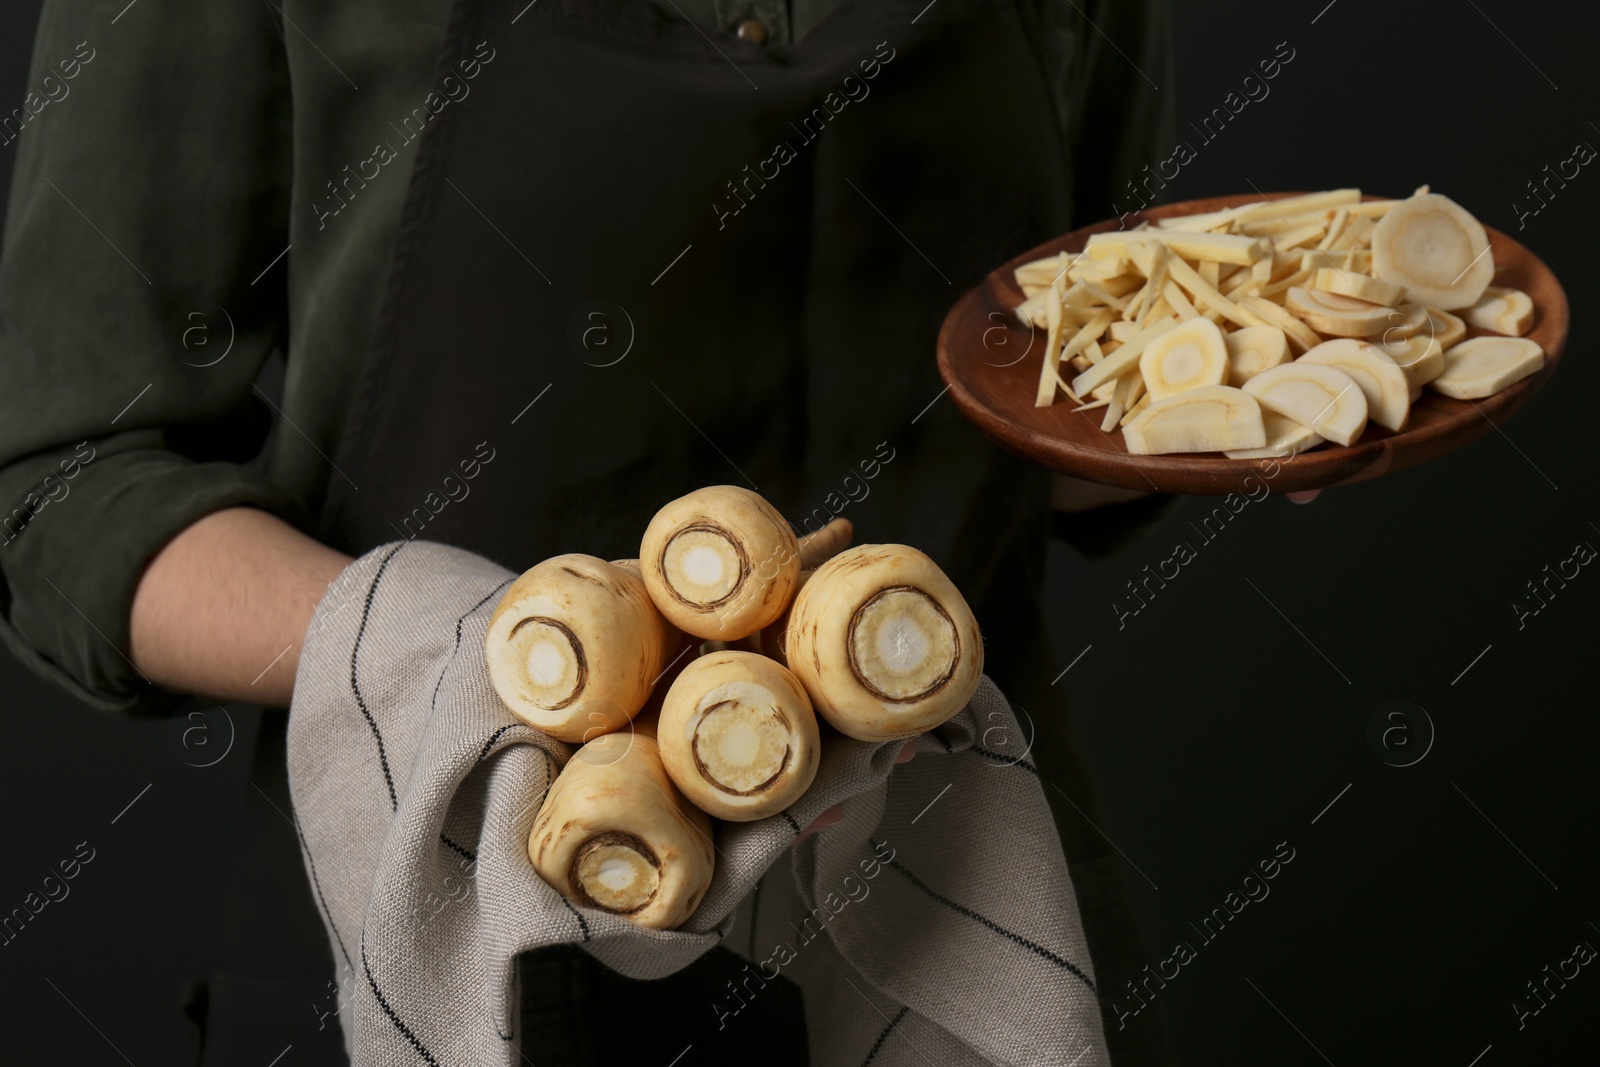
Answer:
[1128,242,1170,315]
[1157,200,1268,232]
[1224,324,1290,386]
[1100,370,1136,431]
[1224,412,1325,459]
[1067,255,1130,284]
[1317,206,1351,251]
[1371,192,1493,309]
[1013,252,1068,290]
[1367,332,1444,399]
[1040,303,1118,406]
[1463,286,1534,336]
[1298,338,1412,431]
[1014,290,1053,328]
[1122,386,1266,455]
[1229,189,1362,227]
[1161,279,1202,321]
[1238,296,1322,354]
[1034,278,1068,405]
[1272,222,1328,249]
[1085,229,1270,266]
[1070,316,1177,397]
[1166,255,1269,330]
[1242,362,1370,446]
[1140,317,1230,400]
[1329,215,1376,252]
[1366,302,1429,341]
[1108,320,1142,344]
[1119,392,1151,427]
[1423,306,1468,350]
[1344,198,1397,218]
[1250,255,1274,290]
[1313,268,1406,307]
[1299,249,1357,271]
[1258,266,1315,298]
[1429,336,1544,399]
[1285,287,1394,337]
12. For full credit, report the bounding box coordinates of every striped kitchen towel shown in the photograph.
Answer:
[287,540,1107,1066]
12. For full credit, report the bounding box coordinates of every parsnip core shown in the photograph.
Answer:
[661,524,746,607]
[1388,212,1472,287]
[572,832,660,913]
[1162,340,1203,383]
[690,682,791,795]
[848,586,958,702]
[507,617,585,710]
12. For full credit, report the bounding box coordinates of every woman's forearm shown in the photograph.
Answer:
[129,507,353,707]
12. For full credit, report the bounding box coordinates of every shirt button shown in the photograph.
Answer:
[736,18,768,45]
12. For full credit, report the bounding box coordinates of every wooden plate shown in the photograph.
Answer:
[936,193,1569,495]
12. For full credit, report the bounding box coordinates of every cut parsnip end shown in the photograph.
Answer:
[1371,192,1493,309]
[785,545,983,742]
[1429,336,1545,399]
[1223,412,1325,459]
[1140,316,1229,400]
[1463,286,1534,336]
[1121,386,1266,455]
[1313,268,1406,307]
[1298,338,1412,432]
[1224,324,1290,386]
[641,486,800,641]
[528,732,714,930]
[1242,362,1369,447]
[657,651,820,822]
[487,555,674,742]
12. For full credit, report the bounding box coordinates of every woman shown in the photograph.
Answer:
[0,0,1174,1061]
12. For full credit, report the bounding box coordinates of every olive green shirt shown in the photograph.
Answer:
[0,0,1172,714]
[672,1,840,47]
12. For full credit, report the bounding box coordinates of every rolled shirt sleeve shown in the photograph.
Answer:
[0,0,305,714]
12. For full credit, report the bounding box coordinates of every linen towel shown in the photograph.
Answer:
[288,541,1109,1066]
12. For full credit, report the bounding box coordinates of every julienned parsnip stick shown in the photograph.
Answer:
[657,650,820,821]
[785,544,983,742]
[641,485,801,642]
[528,717,715,930]
[486,555,676,742]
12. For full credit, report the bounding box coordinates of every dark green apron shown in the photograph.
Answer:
[315,0,1166,1061]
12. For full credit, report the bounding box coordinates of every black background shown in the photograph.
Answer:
[2,1,1596,1064]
